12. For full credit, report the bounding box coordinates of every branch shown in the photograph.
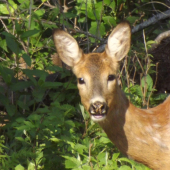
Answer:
[95,9,170,52]
[149,30,170,51]
[132,9,170,33]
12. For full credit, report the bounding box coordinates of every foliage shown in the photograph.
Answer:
[0,0,169,169]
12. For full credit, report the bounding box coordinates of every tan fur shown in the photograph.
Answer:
[53,22,170,170]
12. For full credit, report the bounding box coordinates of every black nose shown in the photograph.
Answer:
[89,101,107,115]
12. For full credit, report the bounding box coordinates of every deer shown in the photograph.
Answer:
[53,22,170,170]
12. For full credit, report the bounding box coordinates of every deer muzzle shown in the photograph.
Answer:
[89,101,108,121]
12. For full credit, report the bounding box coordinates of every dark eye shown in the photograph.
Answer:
[78,78,85,84]
[108,75,115,81]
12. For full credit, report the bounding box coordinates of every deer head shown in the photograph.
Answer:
[53,22,131,122]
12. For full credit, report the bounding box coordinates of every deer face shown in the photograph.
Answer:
[53,22,131,122]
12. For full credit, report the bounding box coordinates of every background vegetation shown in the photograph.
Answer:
[0,0,169,169]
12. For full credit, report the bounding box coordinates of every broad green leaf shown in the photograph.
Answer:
[16,117,25,123]
[0,0,17,14]
[108,1,115,11]
[89,22,105,39]
[22,54,31,67]
[74,144,87,154]
[1,31,16,38]
[112,153,120,161]
[10,81,33,91]
[28,114,41,121]
[34,9,45,17]
[15,137,25,142]
[103,16,116,26]
[0,66,14,84]
[15,164,25,170]
[104,0,112,5]
[28,162,35,170]
[0,4,9,14]
[6,36,20,55]
[63,156,81,169]
[99,137,111,144]
[17,101,30,110]
[20,29,40,39]
[5,104,16,116]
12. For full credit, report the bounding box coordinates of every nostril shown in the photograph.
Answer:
[89,101,107,114]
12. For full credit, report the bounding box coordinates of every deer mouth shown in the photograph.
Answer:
[89,106,108,121]
[91,113,107,122]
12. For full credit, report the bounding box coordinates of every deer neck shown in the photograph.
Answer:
[98,89,130,155]
[98,90,170,169]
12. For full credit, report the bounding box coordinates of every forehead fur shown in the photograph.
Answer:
[73,52,119,77]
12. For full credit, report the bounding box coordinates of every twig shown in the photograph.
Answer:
[0,18,9,32]
[89,143,93,170]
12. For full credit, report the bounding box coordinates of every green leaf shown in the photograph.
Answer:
[112,153,120,161]
[1,31,16,38]
[42,82,63,88]
[10,81,33,91]
[0,4,10,14]
[15,164,25,170]
[103,16,116,26]
[28,114,41,121]
[0,0,17,14]
[74,144,87,154]
[141,74,153,91]
[0,39,8,52]
[99,137,111,144]
[89,22,105,39]
[63,156,81,169]
[119,157,133,164]
[6,36,20,55]
[22,54,31,67]
[104,0,112,5]
[6,104,16,116]
[34,9,45,17]
[127,16,139,24]
[50,137,60,143]
[118,165,132,170]
[108,1,115,11]
[15,137,25,142]
[20,29,40,39]
[0,66,14,84]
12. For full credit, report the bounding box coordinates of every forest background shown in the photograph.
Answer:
[0,0,170,169]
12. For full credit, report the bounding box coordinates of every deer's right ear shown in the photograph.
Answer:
[53,30,82,67]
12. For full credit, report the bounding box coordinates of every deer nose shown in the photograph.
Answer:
[89,101,107,115]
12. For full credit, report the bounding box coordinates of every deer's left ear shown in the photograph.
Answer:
[105,22,131,61]
[53,30,82,67]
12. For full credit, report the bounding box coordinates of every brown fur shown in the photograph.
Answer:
[53,22,170,170]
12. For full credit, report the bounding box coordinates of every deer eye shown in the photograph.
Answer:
[78,78,85,84]
[108,75,116,81]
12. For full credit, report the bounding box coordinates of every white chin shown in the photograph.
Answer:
[91,114,106,122]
